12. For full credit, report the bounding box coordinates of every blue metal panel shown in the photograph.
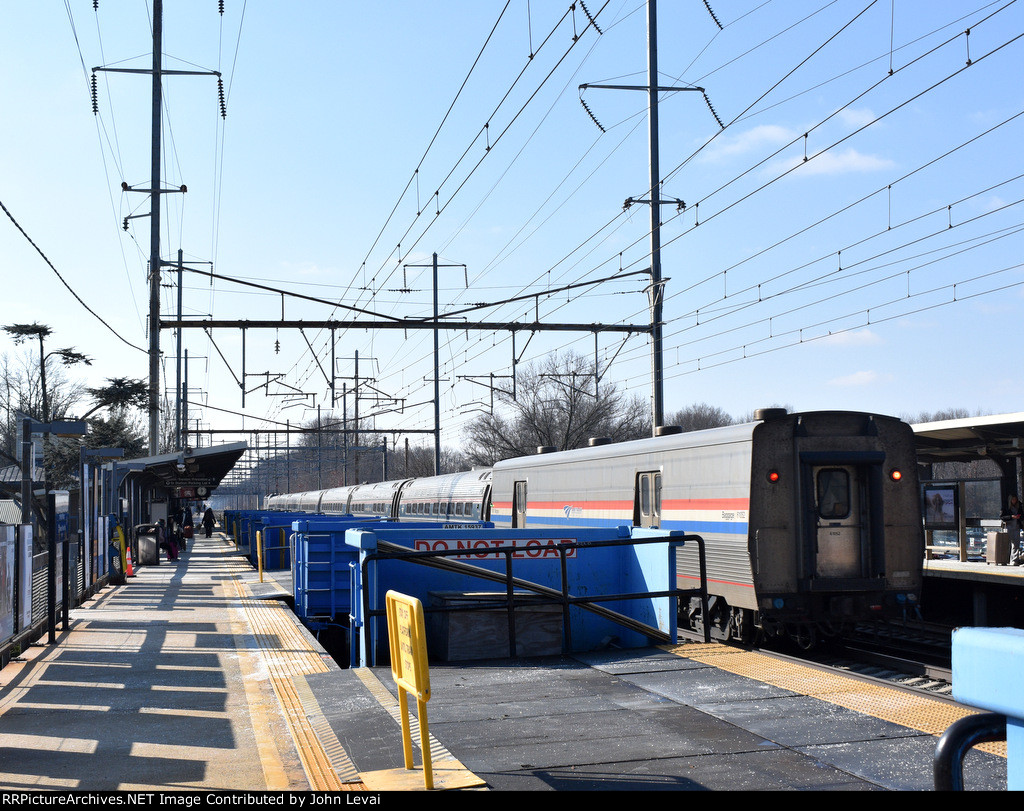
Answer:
[952,626,1023,790]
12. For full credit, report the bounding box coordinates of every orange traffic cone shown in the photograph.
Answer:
[126,545,135,577]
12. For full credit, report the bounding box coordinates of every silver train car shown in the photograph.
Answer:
[264,469,493,524]
[489,409,924,644]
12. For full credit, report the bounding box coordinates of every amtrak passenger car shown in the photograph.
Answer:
[489,410,923,644]
[264,469,492,524]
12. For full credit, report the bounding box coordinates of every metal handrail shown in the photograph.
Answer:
[934,712,1007,790]
[354,532,710,666]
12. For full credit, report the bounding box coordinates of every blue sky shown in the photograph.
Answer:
[2,1,1023,457]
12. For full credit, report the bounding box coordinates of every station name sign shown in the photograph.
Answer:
[162,477,218,488]
[413,537,577,559]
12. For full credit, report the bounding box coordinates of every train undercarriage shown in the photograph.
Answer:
[682,596,850,649]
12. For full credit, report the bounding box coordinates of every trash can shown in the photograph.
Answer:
[135,524,161,566]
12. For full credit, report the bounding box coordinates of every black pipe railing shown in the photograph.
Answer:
[354,532,710,666]
[934,712,1007,790]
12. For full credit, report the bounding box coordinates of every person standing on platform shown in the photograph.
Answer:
[181,505,194,553]
[1003,493,1024,566]
[202,506,216,538]
[157,518,178,561]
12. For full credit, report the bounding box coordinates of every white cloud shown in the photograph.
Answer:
[701,124,796,162]
[828,370,891,387]
[792,147,895,176]
[836,107,877,128]
[821,329,883,347]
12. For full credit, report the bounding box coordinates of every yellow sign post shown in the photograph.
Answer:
[385,590,433,790]
[256,530,264,583]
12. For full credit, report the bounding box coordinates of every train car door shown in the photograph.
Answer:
[512,480,527,528]
[634,471,662,528]
[813,466,863,578]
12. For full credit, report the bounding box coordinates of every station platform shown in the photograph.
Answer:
[0,533,1008,792]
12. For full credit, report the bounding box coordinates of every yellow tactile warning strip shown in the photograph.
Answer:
[291,674,363,785]
[353,667,487,791]
[661,643,1006,758]
[229,576,368,791]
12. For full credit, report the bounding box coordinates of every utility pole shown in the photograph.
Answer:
[175,250,183,451]
[645,0,665,431]
[147,0,163,454]
[405,253,465,474]
[94,0,223,453]
[579,0,721,433]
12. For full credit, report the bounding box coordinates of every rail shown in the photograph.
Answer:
[354,532,710,666]
[933,712,1006,790]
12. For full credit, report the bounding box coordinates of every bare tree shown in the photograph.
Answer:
[666,403,736,432]
[1,347,87,466]
[462,351,651,466]
[904,407,977,424]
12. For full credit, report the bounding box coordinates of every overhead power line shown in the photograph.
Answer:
[0,197,146,353]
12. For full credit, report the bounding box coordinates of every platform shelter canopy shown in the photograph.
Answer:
[912,412,1024,465]
[118,441,247,499]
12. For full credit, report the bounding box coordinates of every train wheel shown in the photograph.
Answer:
[791,625,817,650]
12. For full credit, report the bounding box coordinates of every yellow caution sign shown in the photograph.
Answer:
[115,524,127,577]
[385,591,433,790]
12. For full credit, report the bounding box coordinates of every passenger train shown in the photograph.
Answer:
[264,409,924,645]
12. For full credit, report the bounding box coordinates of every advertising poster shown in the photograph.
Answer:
[19,524,32,632]
[0,526,14,644]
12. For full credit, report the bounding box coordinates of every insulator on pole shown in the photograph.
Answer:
[218,77,226,118]
[702,0,723,30]
[580,96,605,133]
[703,92,724,129]
[580,1,603,35]
[91,73,98,114]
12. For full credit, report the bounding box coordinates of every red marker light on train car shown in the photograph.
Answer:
[890,469,902,482]
[767,470,780,483]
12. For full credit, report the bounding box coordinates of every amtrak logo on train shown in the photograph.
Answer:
[563,505,583,518]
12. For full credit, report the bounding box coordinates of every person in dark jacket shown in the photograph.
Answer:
[202,506,216,538]
[1003,494,1024,566]
[179,504,194,552]
[157,519,178,561]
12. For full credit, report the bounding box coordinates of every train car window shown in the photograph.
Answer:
[513,481,527,528]
[635,471,662,528]
[455,503,463,516]
[817,468,851,519]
